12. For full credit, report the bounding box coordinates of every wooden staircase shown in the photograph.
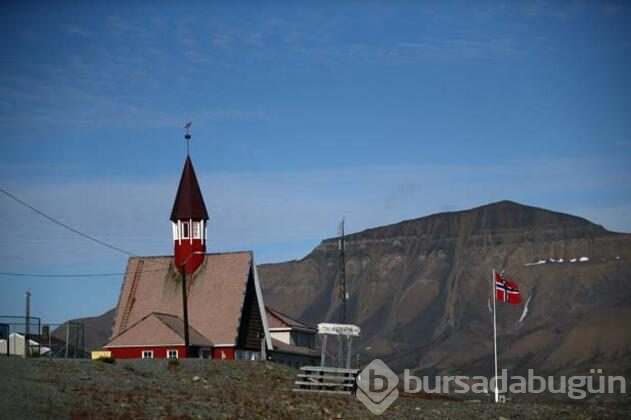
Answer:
[118,259,144,331]
[293,366,359,396]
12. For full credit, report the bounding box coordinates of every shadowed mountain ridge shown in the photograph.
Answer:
[259,200,631,387]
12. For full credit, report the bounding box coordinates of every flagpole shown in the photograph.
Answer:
[492,268,499,403]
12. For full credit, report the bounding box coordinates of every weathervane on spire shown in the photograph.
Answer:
[184,122,192,155]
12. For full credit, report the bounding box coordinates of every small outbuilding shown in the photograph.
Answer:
[266,307,320,367]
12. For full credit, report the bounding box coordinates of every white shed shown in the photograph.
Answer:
[0,333,50,356]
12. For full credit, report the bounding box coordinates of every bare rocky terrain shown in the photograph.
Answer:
[259,201,631,382]
[1,358,629,419]
[48,201,631,413]
[52,309,115,353]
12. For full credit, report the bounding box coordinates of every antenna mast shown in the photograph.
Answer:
[338,218,347,324]
[337,219,348,368]
[184,122,192,155]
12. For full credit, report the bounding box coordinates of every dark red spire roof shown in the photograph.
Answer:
[170,156,209,221]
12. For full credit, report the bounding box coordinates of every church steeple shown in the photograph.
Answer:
[170,156,209,222]
[171,127,209,273]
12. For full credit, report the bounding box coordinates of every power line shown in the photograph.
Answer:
[0,267,169,278]
[0,186,138,257]
[0,187,174,271]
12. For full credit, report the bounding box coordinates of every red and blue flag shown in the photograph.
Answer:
[495,272,522,304]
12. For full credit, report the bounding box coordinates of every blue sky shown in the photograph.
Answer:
[1,1,630,324]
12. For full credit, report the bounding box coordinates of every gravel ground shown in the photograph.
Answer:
[0,358,629,419]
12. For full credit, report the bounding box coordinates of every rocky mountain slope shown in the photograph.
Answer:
[258,201,631,380]
[53,308,115,352]
[65,201,631,386]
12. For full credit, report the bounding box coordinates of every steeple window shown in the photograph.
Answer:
[181,222,190,239]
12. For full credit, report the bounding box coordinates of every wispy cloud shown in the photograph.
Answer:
[60,24,94,38]
[522,0,593,19]
[196,108,269,122]
[0,68,268,131]
[0,101,268,130]
[211,34,231,48]
[175,19,213,64]
[215,30,526,64]
[392,38,524,60]
[119,11,528,67]
[2,156,629,269]
[107,15,161,39]
[602,3,621,16]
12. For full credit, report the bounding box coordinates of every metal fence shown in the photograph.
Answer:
[0,316,87,358]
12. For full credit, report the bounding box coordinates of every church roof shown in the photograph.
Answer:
[170,156,209,221]
[108,251,271,348]
[106,312,212,348]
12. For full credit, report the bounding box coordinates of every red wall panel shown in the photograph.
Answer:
[109,345,187,359]
[212,347,235,360]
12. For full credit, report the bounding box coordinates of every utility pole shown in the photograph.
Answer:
[181,262,190,358]
[24,291,30,359]
[337,219,347,367]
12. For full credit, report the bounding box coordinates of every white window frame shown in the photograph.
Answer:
[192,222,201,239]
[167,349,178,359]
[181,222,190,239]
[172,222,179,241]
[236,350,260,361]
[142,350,154,359]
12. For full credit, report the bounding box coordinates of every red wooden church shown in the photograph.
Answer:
[105,146,272,359]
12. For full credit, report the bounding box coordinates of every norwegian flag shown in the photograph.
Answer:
[495,272,522,304]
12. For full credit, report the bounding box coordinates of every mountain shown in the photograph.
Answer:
[258,200,631,384]
[63,200,631,391]
[53,308,115,352]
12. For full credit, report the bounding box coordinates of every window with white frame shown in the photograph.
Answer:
[167,349,178,359]
[142,350,153,359]
[192,222,201,239]
[235,350,260,361]
[181,222,189,239]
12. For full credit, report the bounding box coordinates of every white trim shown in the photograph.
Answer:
[172,222,178,241]
[192,221,201,240]
[142,350,154,359]
[200,220,205,244]
[252,259,273,350]
[269,327,292,332]
[181,221,190,240]
[189,218,193,244]
[167,349,179,359]
[105,343,185,348]
[213,344,236,347]
[177,220,182,245]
